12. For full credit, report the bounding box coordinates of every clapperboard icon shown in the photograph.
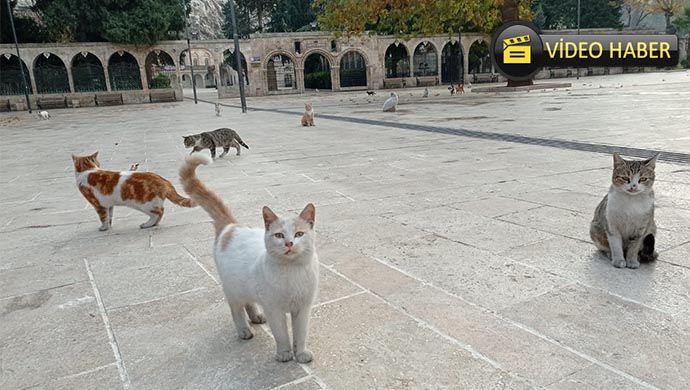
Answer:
[503,34,531,64]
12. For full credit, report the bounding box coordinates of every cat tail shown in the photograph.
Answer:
[234,135,249,149]
[179,154,236,235]
[166,185,196,208]
[639,234,658,263]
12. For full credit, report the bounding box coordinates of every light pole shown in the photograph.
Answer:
[181,0,198,103]
[4,0,32,113]
[229,0,247,113]
[577,0,580,80]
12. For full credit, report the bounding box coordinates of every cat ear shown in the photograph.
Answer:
[90,152,99,159]
[613,153,625,166]
[262,206,278,229]
[299,203,316,228]
[644,153,660,167]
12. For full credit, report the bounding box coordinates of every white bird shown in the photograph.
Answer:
[38,110,50,120]
[382,92,398,112]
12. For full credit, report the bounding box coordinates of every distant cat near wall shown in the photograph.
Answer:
[180,155,319,363]
[72,152,195,231]
[301,102,315,126]
[183,128,249,159]
[590,153,659,268]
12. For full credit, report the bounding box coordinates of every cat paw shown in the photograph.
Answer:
[626,259,640,269]
[237,328,254,340]
[249,313,266,324]
[612,258,627,268]
[295,350,313,363]
[99,225,110,231]
[275,351,293,362]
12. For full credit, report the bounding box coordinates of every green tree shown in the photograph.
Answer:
[103,0,186,44]
[223,0,274,38]
[269,0,316,32]
[1,0,46,43]
[33,0,186,43]
[533,0,623,30]
[673,6,690,34]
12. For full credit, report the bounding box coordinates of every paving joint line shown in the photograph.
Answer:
[84,258,131,390]
[201,97,690,165]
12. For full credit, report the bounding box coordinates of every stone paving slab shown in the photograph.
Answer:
[1,71,689,389]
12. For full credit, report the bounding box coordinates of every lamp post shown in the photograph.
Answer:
[4,0,32,113]
[229,0,247,113]
[577,0,580,80]
[181,0,198,104]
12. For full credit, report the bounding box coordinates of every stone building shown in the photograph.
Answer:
[1,29,684,111]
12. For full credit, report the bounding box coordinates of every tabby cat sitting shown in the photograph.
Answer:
[590,153,659,268]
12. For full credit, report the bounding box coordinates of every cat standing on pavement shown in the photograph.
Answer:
[72,152,195,231]
[183,128,249,159]
[301,102,315,126]
[180,154,319,363]
[590,153,659,268]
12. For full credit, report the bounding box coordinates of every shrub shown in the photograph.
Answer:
[150,73,171,89]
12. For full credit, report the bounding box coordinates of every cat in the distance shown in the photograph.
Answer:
[301,102,315,126]
[183,128,249,159]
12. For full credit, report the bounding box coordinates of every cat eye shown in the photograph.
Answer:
[295,232,304,238]
[639,178,648,182]
[274,233,284,239]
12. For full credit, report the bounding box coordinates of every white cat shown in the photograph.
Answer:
[382,92,398,112]
[39,110,50,120]
[180,155,319,363]
[215,103,221,117]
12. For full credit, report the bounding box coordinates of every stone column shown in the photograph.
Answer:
[295,66,305,92]
[139,65,149,90]
[66,65,76,93]
[103,66,112,91]
[462,45,470,84]
[331,65,340,91]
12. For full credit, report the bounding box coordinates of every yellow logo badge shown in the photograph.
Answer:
[503,34,531,64]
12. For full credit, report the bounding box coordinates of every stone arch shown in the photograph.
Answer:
[33,52,70,94]
[0,54,32,95]
[145,50,176,88]
[300,48,336,69]
[108,51,142,91]
[71,52,106,92]
[265,52,296,92]
[384,43,410,78]
[413,41,438,77]
[468,39,491,75]
[194,74,204,88]
[441,41,464,84]
[303,51,332,90]
[339,50,367,88]
[221,49,248,86]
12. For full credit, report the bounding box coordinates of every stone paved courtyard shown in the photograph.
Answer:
[1,71,689,390]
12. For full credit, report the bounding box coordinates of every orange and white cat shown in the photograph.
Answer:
[72,152,196,231]
[301,102,315,126]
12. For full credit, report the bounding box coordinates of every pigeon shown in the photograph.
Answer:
[38,110,50,120]
[315,88,320,93]
[382,92,399,112]
[423,88,429,98]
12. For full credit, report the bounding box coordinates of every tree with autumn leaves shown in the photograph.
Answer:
[314,0,532,37]
[315,0,534,85]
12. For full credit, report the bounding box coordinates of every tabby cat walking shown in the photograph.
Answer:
[73,152,195,231]
[590,153,659,268]
[183,128,249,159]
[180,155,319,363]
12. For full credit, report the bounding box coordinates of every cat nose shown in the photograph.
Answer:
[285,241,293,248]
